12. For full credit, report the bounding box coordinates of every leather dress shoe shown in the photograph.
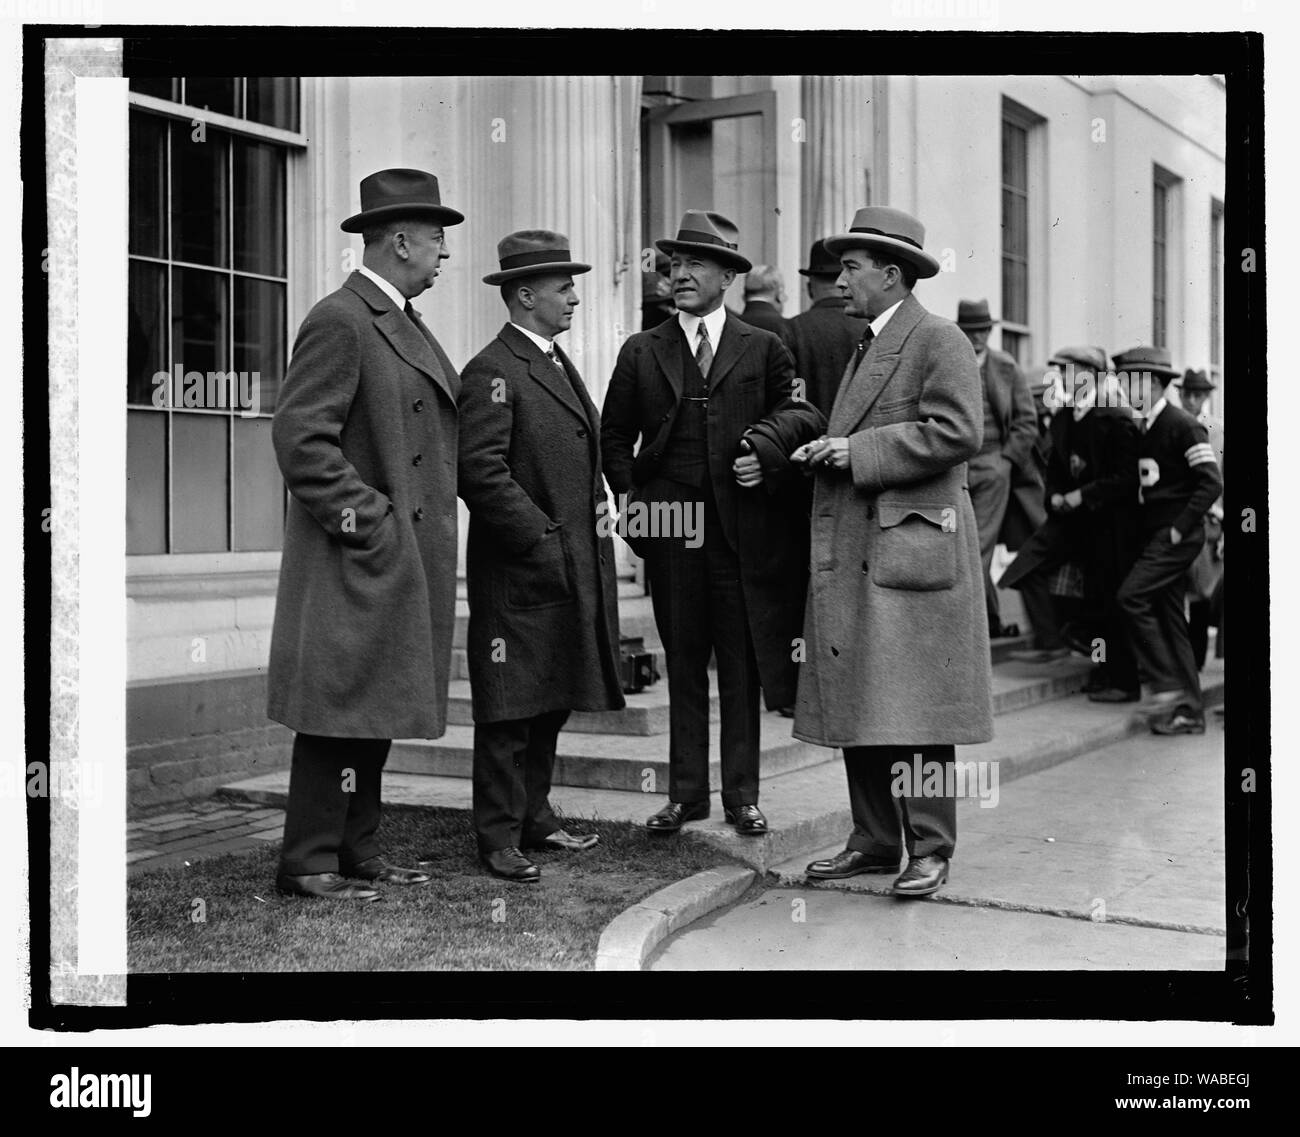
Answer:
[344,856,431,885]
[526,829,599,851]
[645,800,709,832]
[892,854,950,897]
[806,848,900,879]
[1150,710,1206,735]
[1087,687,1140,703]
[275,872,381,902]
[724,804,768,836]
[481,847,541,883]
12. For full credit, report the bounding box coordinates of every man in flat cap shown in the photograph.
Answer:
[267,168,463,901]
[457,231,625,883]
[956,299,1045,645]
[785,238,870,415]
[791,205,993,898]
[601,210,824,838]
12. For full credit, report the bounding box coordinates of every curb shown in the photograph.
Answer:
[594,864,756,971]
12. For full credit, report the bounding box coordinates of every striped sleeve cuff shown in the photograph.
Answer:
[1185,442,1218,468]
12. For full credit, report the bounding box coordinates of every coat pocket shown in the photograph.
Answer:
[871,501,958,591]
[505,526,574,609]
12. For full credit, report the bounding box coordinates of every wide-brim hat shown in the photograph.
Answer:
[824,206,941,278]
[1112,345,1180,380]
[956,299,997,330]
[655,209,752,273]
[799,238,841,277]
[341,168,464,233]
[1179,367,1217,393]
[482,229,591,285]
[1048,345,1111,374]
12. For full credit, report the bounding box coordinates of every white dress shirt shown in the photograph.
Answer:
[677,304,728,356]
[869,298,904,338]
[357,264,408,312]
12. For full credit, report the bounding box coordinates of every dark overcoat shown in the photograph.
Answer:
[785,296,869,415]
[267,272,459,738]
[793,293,995,748]
[738,300,794,348]
[600,313,825,709]
[982,346,1047,550]
[457,324,625,723]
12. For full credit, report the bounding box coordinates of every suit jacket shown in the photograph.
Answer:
[793,292,994,748]
[267,271,459,738]
[600,312,824,706]
[457,324,625,723]
[738,300,793,348]
[785,296,869,414]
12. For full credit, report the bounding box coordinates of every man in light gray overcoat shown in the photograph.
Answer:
[267,169,463,902]
[791,206,994,898]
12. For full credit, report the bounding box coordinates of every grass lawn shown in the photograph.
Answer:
[128,805,744,972]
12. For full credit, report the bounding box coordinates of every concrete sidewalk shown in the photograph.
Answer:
[649,722,1228,970]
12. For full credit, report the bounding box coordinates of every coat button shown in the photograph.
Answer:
[866,505,874,519]
[412,453,423,466]
[577,428,587,438]
[599,553,607,565]
[413,398,424,412]
[414,507,425,521]
[861,560,869,574]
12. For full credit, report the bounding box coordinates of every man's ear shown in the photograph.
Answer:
[721,268,736,290]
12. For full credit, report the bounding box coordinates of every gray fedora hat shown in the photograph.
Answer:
[481,229,591,285]
[824,206,941,278]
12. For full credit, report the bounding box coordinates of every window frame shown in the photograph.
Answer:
[1000,97,1046,368]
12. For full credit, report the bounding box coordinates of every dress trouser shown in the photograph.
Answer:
[645,478,761,810]
[279,733,391,876]
[967,451,1012,629]
[1118,523,1206,708]
[843,744,957,861]
[472,709,570,853]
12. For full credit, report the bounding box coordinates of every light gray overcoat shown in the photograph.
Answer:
[793,292,995,748]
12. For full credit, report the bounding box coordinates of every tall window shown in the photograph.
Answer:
[1000,107,1032,365]
[1152,179,1169,348]
[1210,197,1224,383]
[127,78,300,555]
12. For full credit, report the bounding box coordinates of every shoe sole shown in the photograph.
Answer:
[483,869,541,883]
[892,872,949,897]
[805,865,897,880]
[645,815,709,832]
[276,887,382,902]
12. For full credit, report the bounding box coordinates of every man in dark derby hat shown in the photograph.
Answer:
[267,168,463,901]
[790,205,992,900]
[1113,346,1222,734]
[601,210,824,840]
[458,231,625,883]
[956,298,1047,645]
[785,238,870,414]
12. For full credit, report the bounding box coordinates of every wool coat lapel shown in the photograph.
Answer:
[828,292,925,435]
[706,313,753,391]
[347,272,457,406]
[647,317,685,401]
[499,323,587,424]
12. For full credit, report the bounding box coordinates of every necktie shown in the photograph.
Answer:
[404,301,437,350]
[854,326,875,361]
[695,322,714,381]
[545,347,566,373]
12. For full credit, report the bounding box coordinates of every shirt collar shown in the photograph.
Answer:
[510,322,554,356]
[678,305,727,350]
[1146,395,1168,425]
[869,299,904,338]
[357,265,408,313]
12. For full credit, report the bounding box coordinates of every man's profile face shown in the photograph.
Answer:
[403,223,449,294]
[671,252,733,315]
[527,275,580,339]
[963,327,991,354]
[836,251,891,320]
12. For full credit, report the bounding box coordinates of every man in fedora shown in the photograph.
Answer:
[1001,346,1142,700]
[1114,346,1222,734]
[458,231,625,883]
[785,238,869,414]
[601,210,824,837]
[1175,368,1224,668]
[790,206,993,898]
[267,168,463,901]
[956,299,1045,644]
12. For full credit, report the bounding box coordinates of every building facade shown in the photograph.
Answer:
[123,73,1226,807]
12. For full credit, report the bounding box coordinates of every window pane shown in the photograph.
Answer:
[234,277,285,414]
[172,267,229,381]
[129,111,166,257]
[184,77,239,118]
[130,77,178,101]
[127,411,167,554]
[128,260,167,405]
[232,419,284,551]
[172,414,229,553]
[234,139,286,276]
[171,122,229,267]
[246,77,299,131]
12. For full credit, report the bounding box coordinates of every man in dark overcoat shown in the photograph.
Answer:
[791,206,993,898]
[458,231,626,882]
[785,238,869,415]
[956,299,1046,642]
[601,211,824,837]
[267,169,463,901]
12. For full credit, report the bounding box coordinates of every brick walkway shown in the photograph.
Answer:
[128,800,285,874]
